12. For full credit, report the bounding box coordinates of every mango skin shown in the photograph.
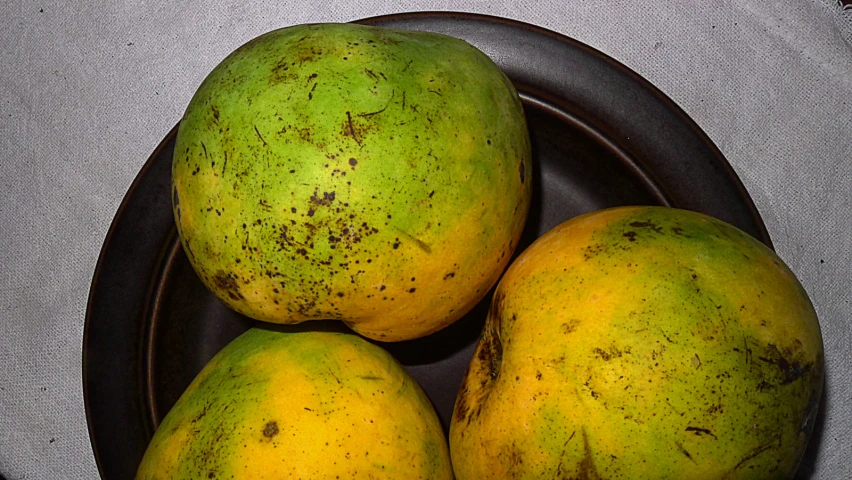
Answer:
[136,328,453,479]
[450,206,824,479]
[172,23,531,341]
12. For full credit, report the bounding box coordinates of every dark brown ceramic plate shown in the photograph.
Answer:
[83,11,771,479]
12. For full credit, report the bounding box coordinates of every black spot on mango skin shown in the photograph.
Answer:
[592,346,627,361]
[685,426,717,439]
[310,190,336,206]
[263,421,279,438]
[628,220,662,233]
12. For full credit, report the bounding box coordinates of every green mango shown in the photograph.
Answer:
[450,206,824,479]
[172,23,531,341]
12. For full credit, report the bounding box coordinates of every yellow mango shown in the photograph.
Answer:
[137,328,453,479]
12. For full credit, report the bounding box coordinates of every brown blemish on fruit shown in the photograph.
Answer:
[675,440,698,464]
[293,46,323,66]
[357,90,395,118]
[343,111,362,145]
[453,292,506,427]
[629,220,662,233]
[363,68,380,82]
[277,225,297,250]
[342,108,383,146]
[270,60,297,84]
[263,421,279,438]
[310,190,336,206]
[576,427,600,480]
[395,230,432,253]
[561,320,579,334]
[190,402,209,424]
[295,126,312,143]
[583,377,600,400]
[582,243,606,261]
[592,345,627,361]
[253,125,267,146]
[685,426,717,439]
[481,292,505,381]
[758,344,813,385]
[214,271,244,301]
[183,239,195,261]
[722,435,782,478]
[670,225,690,237]
[506,441,524,470]
[452,379,471,424]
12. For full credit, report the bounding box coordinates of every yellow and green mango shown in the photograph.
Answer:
[136,328,453,479]
[172,23,531,341]
[450,206,823,479]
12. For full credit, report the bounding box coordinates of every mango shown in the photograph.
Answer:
[171,23,531,341]
[450,206,823,479]
[136,327,453,479]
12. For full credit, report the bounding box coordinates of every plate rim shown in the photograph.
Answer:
[83,123,178,477]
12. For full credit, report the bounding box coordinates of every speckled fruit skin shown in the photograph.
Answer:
[136,328,453,479]
[171,23,531,342]
[449,206,824,479]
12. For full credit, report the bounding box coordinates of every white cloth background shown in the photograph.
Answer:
[1,0,850,478]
